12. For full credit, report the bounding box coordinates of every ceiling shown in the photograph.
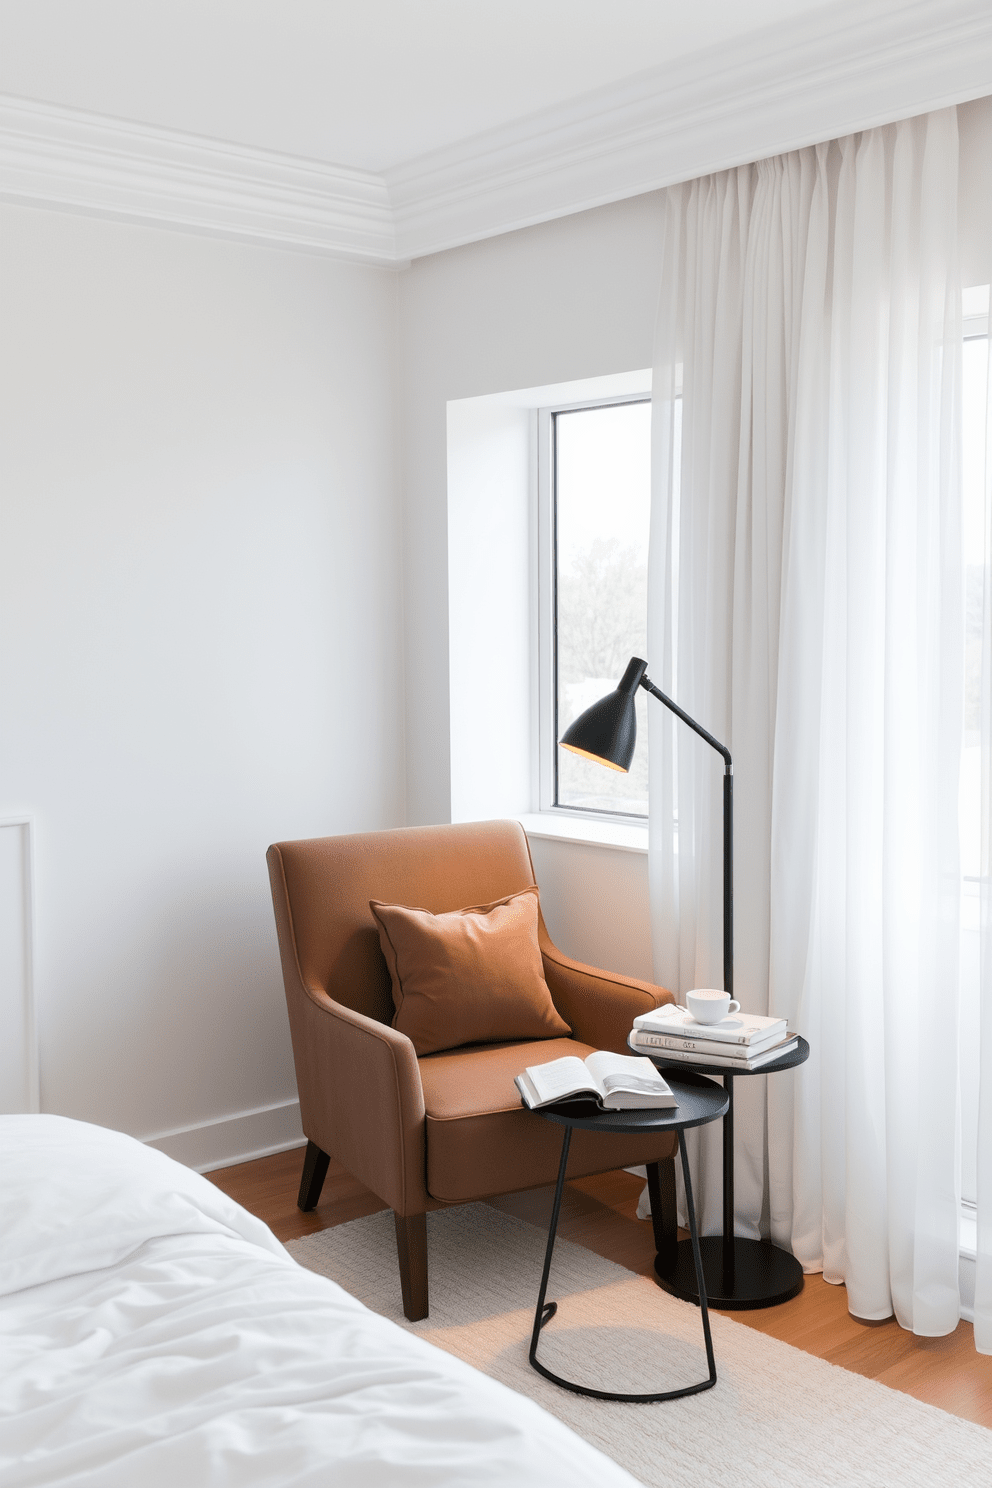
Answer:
[0,0,901,172]
[1,1,991,263]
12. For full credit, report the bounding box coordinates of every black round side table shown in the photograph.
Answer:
[634,1036,810,1310]
[528,1070,728,1402]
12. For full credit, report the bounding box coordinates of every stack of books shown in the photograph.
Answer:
[629,1004,798,1071]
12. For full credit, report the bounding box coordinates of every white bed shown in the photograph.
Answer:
[0,1116,641,1487]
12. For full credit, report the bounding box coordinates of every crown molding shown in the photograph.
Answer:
[0,95,398,266]
[1,1,990,267]
[388,0,992,259]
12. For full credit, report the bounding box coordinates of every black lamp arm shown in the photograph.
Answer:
[639,672,734,999]
[639,674,732,776]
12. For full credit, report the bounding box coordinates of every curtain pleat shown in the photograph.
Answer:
[975,250,992,1355]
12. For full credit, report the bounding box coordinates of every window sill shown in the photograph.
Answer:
[516,812,648,854]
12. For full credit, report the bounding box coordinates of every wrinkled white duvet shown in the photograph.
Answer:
[0,1116,641,1487]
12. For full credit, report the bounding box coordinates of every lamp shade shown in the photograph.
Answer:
[559,657,648,772]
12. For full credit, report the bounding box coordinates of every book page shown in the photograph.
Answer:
[525,1055,597,1105]
[514,1071,542,1109]
[584,1051,666,1095]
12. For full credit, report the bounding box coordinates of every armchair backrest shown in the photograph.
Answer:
[267,819,539,1024]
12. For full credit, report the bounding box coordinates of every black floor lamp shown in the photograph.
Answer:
[560,655,805,1309]
[561,656,733,999]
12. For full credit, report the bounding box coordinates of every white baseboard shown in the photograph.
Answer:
[143,1098,305,1174]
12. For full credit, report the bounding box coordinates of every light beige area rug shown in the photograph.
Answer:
[286,1205,990,1488]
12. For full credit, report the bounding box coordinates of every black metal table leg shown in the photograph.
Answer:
[528,1126,717,1401]
[528,1126,572,1366]
[679,1129,716,1388]
[722,1072,736,1293]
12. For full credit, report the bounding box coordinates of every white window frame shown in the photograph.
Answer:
[535,390,652,824]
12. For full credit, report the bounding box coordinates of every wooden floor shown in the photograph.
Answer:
[209,1147,992,1432]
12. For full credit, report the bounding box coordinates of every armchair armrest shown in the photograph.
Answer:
[288,983,429,1216]
[539,939,675,1054]
[267,841,428,1215]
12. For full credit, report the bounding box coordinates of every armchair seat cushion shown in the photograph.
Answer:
[419,1038,678,1204]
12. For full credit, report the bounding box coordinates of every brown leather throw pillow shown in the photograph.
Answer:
[369,885,571,1056]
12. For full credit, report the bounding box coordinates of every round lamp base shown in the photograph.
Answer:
[655,1236,804,1311]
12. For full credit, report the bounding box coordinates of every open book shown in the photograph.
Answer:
[515,1051,677,1112]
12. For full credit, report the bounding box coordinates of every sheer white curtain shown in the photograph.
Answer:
[649,109,977,1336]
[976,300,992,1353]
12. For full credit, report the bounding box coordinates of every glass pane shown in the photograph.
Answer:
[554,401,650,815]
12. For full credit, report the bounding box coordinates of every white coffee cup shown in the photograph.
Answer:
[686,988,741,1024]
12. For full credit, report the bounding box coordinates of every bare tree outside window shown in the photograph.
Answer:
[554,401,651,815]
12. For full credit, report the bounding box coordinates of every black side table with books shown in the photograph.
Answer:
[631,1033,810,1310]
[529,1071,729,1402]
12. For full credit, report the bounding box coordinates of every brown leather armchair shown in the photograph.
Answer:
[267,819,678,1320]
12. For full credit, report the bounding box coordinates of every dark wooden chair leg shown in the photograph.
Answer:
[647,1156,678,1275]
[297,1140,330,1212]
[394,1211,428,1322]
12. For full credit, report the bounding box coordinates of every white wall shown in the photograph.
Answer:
[446,398,533,824]
[0,205,405,1165]
[399,192,665,972]
[527,834,654,983]
[399,194,665,822]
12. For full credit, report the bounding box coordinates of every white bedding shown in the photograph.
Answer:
[0,1117,641,1487]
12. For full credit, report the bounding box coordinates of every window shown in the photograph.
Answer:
[537,396,651,819]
